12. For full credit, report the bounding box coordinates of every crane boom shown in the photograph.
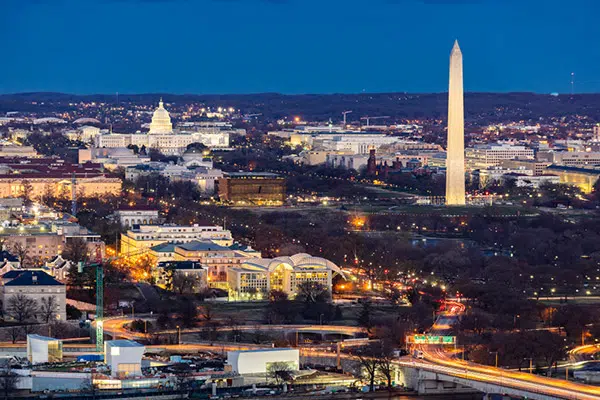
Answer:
[360,116,390,127]
[342,110,353,126]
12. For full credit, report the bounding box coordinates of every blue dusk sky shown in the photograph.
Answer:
[1,0,599,94]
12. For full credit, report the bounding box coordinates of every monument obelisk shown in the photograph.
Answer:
[445,40,466,206]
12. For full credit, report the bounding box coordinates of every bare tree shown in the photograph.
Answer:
[376,340,397,390]
[80,374,98,399]
[296,281,330,303]
[7,327,20,344]
[62,237,89,264]
[8,242,29,269]
[172,272,198,295]
[355,343,381,392]
[0,364,19,400]
[267,361,293,385]
[7,294,38,323]
[39,296,58,323]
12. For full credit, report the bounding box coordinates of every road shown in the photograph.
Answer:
[101,303,600,400]
[412,301,600,400]
[102,317,365,341]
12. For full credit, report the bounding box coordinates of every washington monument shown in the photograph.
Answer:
[445,40,466,205]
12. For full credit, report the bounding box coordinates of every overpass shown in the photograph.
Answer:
[101,317,365,341]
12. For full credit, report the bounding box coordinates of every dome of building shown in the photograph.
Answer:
[182,146,207,162]
[148,99,173,134]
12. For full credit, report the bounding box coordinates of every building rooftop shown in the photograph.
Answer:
[229,243,254,252]
[229,348,297,354]
[0,251,18,262]
[27,334,59,342]
[176,241,231,252]
[3,270,63,286]
[150,243,177,253]
[117,205,159,212]
[225,172,282,178]
[158,261,206,270]
[106,340,144,348]
[547,165,600,174]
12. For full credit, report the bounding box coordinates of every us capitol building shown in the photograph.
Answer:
[94,99,236,155]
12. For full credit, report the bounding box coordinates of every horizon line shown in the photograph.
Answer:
[1,90,598,98]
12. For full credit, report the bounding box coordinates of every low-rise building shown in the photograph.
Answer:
[538,151,600,167]
[172,241,257,287]
[27,334,63,364]
[473,166,533,188]
[501,173,560,188]
[218,172,286,206]
[227,253,343,301]
[120,224,233,256]
[1,270,66,321]
[0,221,105,263]
[78,147,150,170]
[500,159,550,176]
[466,142,534,170]
[227,348,299,375]
[0,157,121,199]
[115,206,160,228]
[0,145,39,158]
[104,340,145,378]
[149,240,261,289]
[545,165,600,194]
[153,261,208,293]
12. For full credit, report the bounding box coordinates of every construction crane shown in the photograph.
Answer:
[84,247,150,352]
[360,116,390,127]
[342,110,353,126]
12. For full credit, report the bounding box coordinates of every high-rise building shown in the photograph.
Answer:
[445,40,466,206]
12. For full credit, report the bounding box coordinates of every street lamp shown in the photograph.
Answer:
[176,326,181,345]
[489,351,498,368]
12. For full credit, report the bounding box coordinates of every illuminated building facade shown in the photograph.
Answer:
[0,158,121,199]
[149,240,261,289]
[95,100,231,155]
[227,253,343,301]
[218,172,286,205]
[120,224,233,256]
[545,165,600,194]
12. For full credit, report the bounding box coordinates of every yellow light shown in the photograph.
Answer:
[294,116,300,123]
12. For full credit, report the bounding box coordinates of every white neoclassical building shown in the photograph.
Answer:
[227,253,344,301]
[94,100,232,155]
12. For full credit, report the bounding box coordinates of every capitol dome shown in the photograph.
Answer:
[148,98,173,134]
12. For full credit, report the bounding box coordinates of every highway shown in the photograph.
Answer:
[100,304,600,399]
[412,301,600,400]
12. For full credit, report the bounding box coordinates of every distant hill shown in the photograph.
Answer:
[1,92,600,123]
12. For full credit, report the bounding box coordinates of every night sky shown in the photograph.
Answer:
[1,0,599,94]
